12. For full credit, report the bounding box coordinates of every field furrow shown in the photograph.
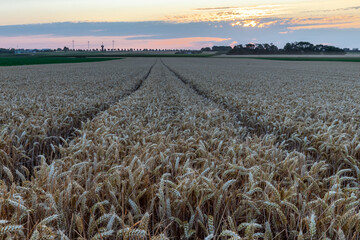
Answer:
[0,58,155,175]
[162,58,360,171]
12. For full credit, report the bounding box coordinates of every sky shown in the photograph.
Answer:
[0,0,359,49]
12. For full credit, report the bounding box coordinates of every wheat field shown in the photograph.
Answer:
[0,58,359,239]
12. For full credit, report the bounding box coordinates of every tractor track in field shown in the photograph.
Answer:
[66,59,157,139]
[67,60,156,137]
[160,59,319,157]
[161,59,242,114]
[160,59,220,106]
[21,59,157,175]
[160,58,247,132]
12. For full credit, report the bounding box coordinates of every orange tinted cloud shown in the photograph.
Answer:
[288,15,360,29]
[258,20,279,28]
[0,35,231,49]
[243,20,258,27]
[164,5,281,23]
[138,36,231,49]
[230,19,279,28]
[231,20,258,27]
[163,2,360,30]
[289,22,360,30]
[289,15,358,25]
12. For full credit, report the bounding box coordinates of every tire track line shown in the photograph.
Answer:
[160,59,247,135]
[23,59,157,175]
[160,59,314,155]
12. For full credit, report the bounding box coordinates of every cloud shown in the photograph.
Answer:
[0,18,359,49]
[289,16,356,25]
[0,21,224,39]
[338,6,360,11]
[162,3,360,31]
[229,19,280,28]
[231,20,259,27]
[287,15,360,29]
[288,22,360,30]
[258,20,279,28]
[310,5,360,12]
[193,7,238,11]
[0,34,231,49]
[229,41,238,47]
[164,5,281,23]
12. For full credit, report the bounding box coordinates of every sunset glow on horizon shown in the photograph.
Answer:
[0,35,231,50]
[0,0,359,49]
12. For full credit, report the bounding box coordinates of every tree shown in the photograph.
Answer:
[246,43,255,50]
[263,43,270,51]
[201,47,211,51]
[269,44,278,53]
[284,43,293,52]
[212,46,232,52]
[255,44,264,50]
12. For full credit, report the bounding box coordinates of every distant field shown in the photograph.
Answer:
[0,56,121,66]
[252,57,360,62]
[64,53,215,58]
[216,54,360,62]
[0,53,215,66]
[117,53,214,57]
[35,52,215,58]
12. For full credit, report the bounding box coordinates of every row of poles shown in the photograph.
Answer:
[72,40,115,50]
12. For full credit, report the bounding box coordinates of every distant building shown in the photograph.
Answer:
[101,43,105,51]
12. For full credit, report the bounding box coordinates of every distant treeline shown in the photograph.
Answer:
[0,48,15,54]
[1,41,357,55]
[203,42,347,55]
